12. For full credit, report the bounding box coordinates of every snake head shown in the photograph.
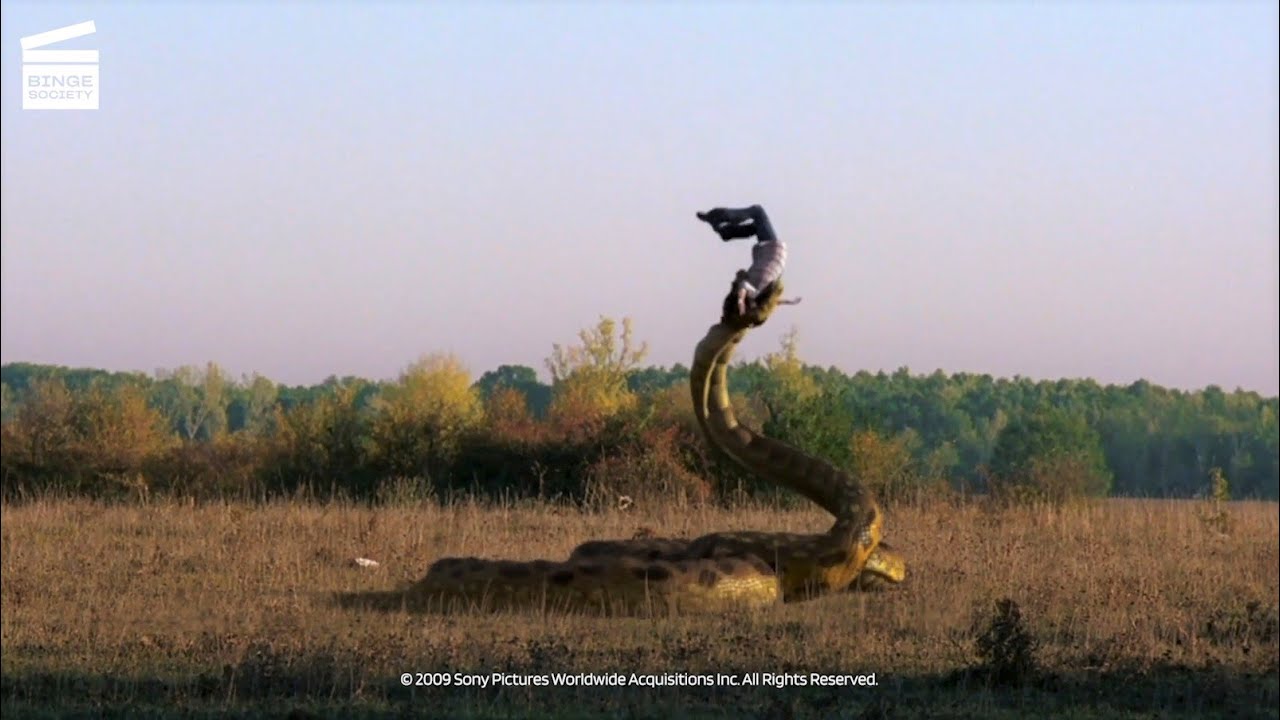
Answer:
[721,278,787,329]
[854,542,907,590]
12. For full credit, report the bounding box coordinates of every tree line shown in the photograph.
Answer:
[1,318,1275,503]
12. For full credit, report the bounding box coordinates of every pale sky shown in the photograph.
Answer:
[1,2,1277,394]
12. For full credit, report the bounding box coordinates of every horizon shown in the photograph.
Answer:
[2,3,1277,395]
[2,354,1276,399]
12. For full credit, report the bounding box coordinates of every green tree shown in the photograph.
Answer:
[151,363,229,440]
[241,373,279,435]
[475,364,552,417]
[751,328,856,480]
[990,408,1112,502]
[627,364,689,395]
[264,379,372,495]
[226,373,279,435]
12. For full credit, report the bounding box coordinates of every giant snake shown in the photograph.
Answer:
[337,279,904,614]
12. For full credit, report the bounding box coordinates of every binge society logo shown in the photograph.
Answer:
[21,21,98,110]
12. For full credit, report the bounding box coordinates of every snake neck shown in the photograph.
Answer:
[689,281,883,586]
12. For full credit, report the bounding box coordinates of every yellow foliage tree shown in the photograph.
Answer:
[849,429,917,504]
[79,384,173,472]
[757,326,821,424]
[369,353,483,477]
[546,316,649,432]
[763,326,820,404]
[0,379,171,496]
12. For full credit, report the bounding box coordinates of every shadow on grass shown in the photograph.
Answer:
[4,659,1277,720]
[327,572,904,617]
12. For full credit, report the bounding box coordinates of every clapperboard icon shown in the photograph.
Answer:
[21,21,99,110]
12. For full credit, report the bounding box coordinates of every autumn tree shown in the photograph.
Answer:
[0,379,77,489]
[78,384,172,474]
[0,378,170,496]
[264,378,372,495]
[485,386,537,442]
[849,430,914,502]
[546,316,649,432]
[367,353,483,480]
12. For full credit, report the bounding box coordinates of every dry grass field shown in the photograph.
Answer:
[2,497,1277,719]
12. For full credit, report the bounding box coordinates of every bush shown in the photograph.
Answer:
[145,435,266,500]
[848,429,953,506]
[972,598,1040,687]
[582,426,712,510]
[988,454,1108,508]
[1,379,171,498]
[259,383,373,498]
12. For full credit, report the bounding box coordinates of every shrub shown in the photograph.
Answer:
[1197,466,1233,535]
[849,429,942,506]
[145,435,266,500]
[0,379,170,498]
[581,426,712,510]
[260,382,373,497]
[972,598,1040,687]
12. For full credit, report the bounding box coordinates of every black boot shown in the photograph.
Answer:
[696,208,728,223]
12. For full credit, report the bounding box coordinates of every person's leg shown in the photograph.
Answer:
[712,204,777,244]
[716,222,758,241]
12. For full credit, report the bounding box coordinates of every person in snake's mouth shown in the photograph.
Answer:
[695,204,793,317]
